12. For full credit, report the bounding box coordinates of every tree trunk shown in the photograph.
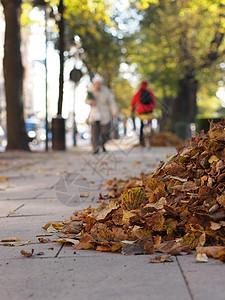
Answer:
[171,75,198,125]
[1,0,29,150]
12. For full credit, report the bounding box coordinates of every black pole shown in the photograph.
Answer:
[44,7,49,151]
[52,0,66,150]
[73,82,76,146]
[57,0,64,116]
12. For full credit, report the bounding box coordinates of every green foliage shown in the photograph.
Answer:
[126,0,225,116]
[64,0,122,87]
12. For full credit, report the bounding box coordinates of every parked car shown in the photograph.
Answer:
[0,125,7,148]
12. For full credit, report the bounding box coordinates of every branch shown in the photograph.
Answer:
[200,31,224,69]
[200,5,225,69]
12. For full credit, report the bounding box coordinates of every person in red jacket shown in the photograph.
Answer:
[131,80,156,146]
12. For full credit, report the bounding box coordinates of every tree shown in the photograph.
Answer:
[1,0,29,150]
[64,0,122,87]
[127,0,225,132]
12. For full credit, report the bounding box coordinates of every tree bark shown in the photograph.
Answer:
[1,0,29,150]
[171,75,198,126]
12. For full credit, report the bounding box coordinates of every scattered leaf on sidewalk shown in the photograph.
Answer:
[43,222,63,233]
[21,249,34,258]
[149,255,174,263]
[56,238,79,245]
[1,237,20,242]
[80,192,93,198]
[0,176,7,182]
[36,234,53,237]
[7,211,19,217]
[133,161,140,167]
[38,238,51,243]
[4,240,30,247]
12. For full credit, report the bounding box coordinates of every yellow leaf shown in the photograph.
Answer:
[122,210,137,226]
[52,222,63,229]
[208,155,219,164]
[0,177,7,182]
[56,238,79,245]
[4,240,30,247]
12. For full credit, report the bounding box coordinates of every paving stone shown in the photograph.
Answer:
[0,254,191,300]
[177,255,225,300]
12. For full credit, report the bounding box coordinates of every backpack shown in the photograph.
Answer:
[140,89,152,105]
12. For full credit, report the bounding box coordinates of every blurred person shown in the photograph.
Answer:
[86,75,117,154]
[131,80,156,146]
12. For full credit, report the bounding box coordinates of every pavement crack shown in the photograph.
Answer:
[55,242,65,258]
[176,256,194,300]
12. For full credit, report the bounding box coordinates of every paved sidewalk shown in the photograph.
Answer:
[0,141,225,300]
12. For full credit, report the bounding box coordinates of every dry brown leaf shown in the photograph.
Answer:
[21,249,34,258]
[214,249,225,262]
[121,244,144,255]
[4,240,30,247]
[210,221,221,231]
[38,238,51,243]
[149,254,174,263]
[1,237,20,242]
[56,238,79,245]
[196,246,225,258]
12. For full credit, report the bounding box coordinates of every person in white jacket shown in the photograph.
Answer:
[85,75,117,154]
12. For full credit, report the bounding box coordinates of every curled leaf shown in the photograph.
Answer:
[4,240,30,247]
[21,249,34,258]
[56,238,79,245]
[1,237,20,242]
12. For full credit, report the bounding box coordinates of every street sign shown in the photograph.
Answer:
[70,68,82,83]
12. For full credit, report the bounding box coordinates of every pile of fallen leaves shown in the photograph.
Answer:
[46,121,225,263]
[151,131,184,147]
